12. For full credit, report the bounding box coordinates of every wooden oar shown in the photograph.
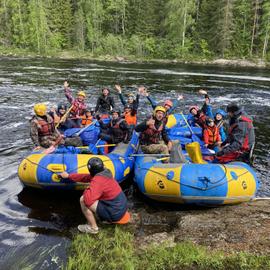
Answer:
[55,105,73,129]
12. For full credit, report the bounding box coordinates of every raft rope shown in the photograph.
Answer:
[23,155,133,174]
[137,165,251,191]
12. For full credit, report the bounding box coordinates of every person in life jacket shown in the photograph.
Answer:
[98,108,131,144]
[49,103,75,133]
[203,117,222,151]
[30,103,82,150]
[215,103,255,163]
[95,87,115,116]
[188,105,207,128]
[140,87,183,115]
[30,103,63,149]
[115,84,142,114]
[135,106,173,156]
[80,108,93,127]
[122,104,137,129]
[64,81,87,127]
[214,109,227,142]
[60,157,129,234]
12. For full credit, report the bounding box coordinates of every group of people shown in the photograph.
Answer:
[30,81,255,164]
[28,82,256,234]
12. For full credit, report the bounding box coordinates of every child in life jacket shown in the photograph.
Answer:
[80,109,93,127]
[122,104,137,129]
[203,117,222,152]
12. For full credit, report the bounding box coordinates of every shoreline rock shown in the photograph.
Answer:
[132,200,270,255]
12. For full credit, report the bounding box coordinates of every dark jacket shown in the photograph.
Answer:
[119,93,139,114]
[222,110,255,155]
[95,95,115,113]
[99,118,131,143]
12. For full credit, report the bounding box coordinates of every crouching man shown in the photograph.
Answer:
[60,157,129,234]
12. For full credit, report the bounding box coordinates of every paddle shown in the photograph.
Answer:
[55,105,73,129]
[180,112,215,156]
[180,112,203,145]
[67,119,98,137]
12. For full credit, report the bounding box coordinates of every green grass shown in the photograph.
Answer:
[65,226,270,270]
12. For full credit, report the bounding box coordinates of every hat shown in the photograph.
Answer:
[226,103,240,113]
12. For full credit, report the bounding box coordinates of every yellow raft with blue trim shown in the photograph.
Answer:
[18,132,139,190]
[134,142,260,205]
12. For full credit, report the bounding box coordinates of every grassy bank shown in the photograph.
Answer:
[66,226,270,270]
[0,47,268,68]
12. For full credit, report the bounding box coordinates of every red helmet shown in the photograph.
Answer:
[164,100,173,108]
[189,105,199,113]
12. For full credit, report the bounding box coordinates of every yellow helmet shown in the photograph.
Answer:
[77,91,86,98]
[34,103,47,116]
[154,106,166,116]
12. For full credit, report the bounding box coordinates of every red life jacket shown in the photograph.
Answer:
[229,115,253,152]
[140,118,164,145]
[70,99,86,118]
[195,111,207,128]
[124,111,137,126]
[36,115,55,137]
[204,126,219,145]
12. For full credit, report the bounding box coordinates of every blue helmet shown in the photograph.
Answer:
[215,109,227,118]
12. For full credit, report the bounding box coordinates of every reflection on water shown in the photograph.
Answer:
[0,57,269,268]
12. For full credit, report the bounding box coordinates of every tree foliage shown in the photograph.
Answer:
[0,0,270,59]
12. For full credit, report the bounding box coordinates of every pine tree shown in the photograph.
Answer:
[28,0,50,53]
[46,0,72,49]
[164,0,196,50]
[10,0,27,48]
[231,0,253,58]
[250,0,262,56]
[261,0,270,58]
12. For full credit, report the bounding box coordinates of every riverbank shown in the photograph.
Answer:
[66,200,270,269]
[0,47,269,69]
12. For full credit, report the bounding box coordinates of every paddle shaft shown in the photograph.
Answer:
[55,105,73,128]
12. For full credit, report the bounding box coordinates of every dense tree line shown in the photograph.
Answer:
[1,0,270,59]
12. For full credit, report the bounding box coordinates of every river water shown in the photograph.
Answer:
[0,57,269,269]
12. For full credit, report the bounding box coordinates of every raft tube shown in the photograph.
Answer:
[18,132,139,190]
[134,157,260,205]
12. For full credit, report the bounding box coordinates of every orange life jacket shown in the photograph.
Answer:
[203,126,220,145]
[81,115,93,126]
[124,111,137,126]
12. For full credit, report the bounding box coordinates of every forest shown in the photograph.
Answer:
[0,0,270,60]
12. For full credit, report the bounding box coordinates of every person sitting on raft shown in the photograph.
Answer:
[64,81,87,127]
[198,89,214,118]
[115,84,142,113]
[141,87,183,116]
[30,103,82,150]
[98,108,131,144]
[203,117,222,152]
[121,104,137,130]
[49,103,76,133]
[60,157,129,234]
[188,105,207,128]
[95,87,115,117]
[214,109,227,142]
[80,108,93,127]
[215,103,255,163]
[135,106,172,156]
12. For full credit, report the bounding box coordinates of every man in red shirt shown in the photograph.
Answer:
[60,157,128,234]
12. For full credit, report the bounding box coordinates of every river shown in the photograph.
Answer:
[0,57,269,269]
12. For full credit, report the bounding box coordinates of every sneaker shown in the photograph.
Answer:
[78,224,99,234]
